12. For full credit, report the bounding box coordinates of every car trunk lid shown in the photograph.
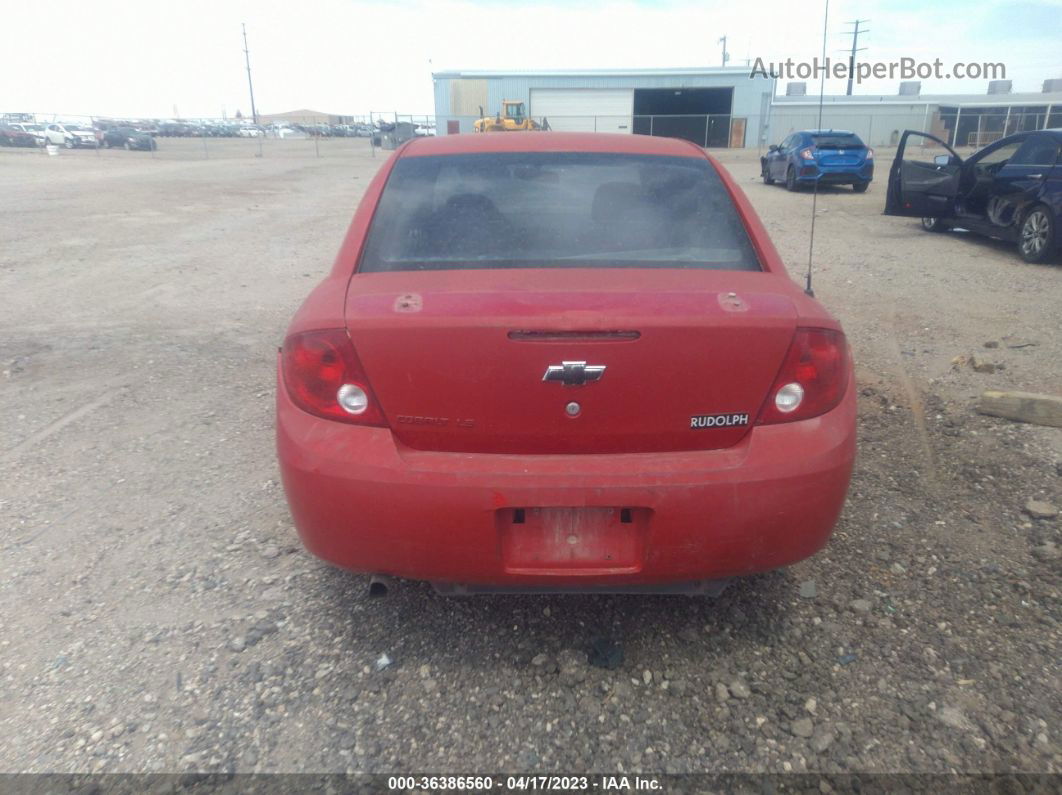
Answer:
[345,270,798,454]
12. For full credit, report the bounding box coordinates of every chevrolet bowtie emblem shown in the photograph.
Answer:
[542,361,606,386]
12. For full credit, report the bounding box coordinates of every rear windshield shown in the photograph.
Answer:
[811,133,865,149]
[359,152,761,272]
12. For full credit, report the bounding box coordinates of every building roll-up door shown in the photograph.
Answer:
[530,89,633,133]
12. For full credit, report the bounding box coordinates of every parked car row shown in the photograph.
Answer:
[152,121,382,138]
[0,120,162,152]
[760,127,1061,264]
[281,122,377,137]
[264,121,432,138]
[157,122,258,137]
[3,116,433,149]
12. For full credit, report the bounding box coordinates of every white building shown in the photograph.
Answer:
[769,81,1062,149]
[432,67,776,148]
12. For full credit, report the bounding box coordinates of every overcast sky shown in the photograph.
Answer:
[3,0,1060,119]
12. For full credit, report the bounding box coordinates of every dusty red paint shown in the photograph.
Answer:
[276,132,856,589]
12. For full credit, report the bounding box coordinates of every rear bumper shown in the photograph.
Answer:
[276,369,856,588]
[798,164,874,183]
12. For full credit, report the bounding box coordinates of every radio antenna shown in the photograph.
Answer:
[805,0,830,297]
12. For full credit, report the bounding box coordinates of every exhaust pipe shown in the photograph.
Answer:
[368,575,393,598]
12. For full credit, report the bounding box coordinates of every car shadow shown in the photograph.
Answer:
[314,561,796,675]
[939,226,1059,266]
[755,179,870,195]
[786,184,868,195]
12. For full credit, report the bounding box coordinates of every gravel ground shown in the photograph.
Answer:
[0,138,1059,776]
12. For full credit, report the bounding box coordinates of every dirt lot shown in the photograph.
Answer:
[1,138,1059,777]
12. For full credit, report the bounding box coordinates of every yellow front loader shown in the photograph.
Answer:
[473,101,549,132]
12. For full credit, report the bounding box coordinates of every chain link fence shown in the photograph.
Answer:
[0,112,438,160]
[437,113,743,146]
[5,106,1060,161]
[437,108,1062,153]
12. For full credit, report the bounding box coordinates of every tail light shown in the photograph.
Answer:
[866,147,875,160]
[799,148,816,160]
[757,328,850,425]
[281,329,387,426]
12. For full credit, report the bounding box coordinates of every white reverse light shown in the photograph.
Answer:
[336,384,369,414]
[774,382,805,413]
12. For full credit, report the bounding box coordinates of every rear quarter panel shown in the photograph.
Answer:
[285,147,404,336]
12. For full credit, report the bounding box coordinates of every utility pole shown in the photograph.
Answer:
[242,23,258,124]
[841,19,869,96]
[718,35,730,67]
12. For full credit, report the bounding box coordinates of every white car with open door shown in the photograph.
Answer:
[884,129,1061,264]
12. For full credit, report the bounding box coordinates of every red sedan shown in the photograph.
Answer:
[277,132,855,595]
[0,124,39,147]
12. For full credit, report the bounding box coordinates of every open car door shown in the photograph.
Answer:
[884,131,963,217]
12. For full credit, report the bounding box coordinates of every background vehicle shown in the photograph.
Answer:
[237,125,264,137]
[270,124,305,139]
[102,126,157,151]
[158,122,192,137]
[885,129,1062,264]
[473,101,547,132]
[277,132,855,594]
[0,124,38,147]
[8,123,46,145]
[761,130,874,192]
[43,123,98,148]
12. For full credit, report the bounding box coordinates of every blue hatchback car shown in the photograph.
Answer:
[761,130,874,192]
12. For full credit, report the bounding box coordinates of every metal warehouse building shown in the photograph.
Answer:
[432,67,776,148]
[768,80,1062,149]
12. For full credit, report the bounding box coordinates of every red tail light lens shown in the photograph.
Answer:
[757,328,850,425]
[281,329,387,426]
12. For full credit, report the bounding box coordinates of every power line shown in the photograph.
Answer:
[840,19,869,96]
[242,23,258,124]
